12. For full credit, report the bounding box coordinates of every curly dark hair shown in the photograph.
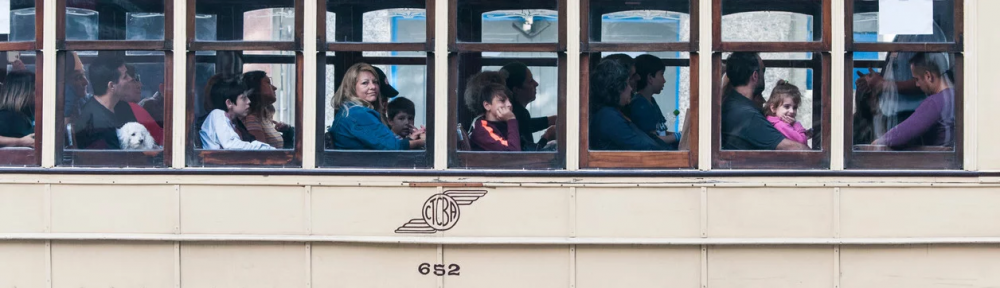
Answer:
[589,59,631,113]
[463,71,509,115]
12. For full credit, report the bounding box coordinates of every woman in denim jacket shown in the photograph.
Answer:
[328,63,426,150]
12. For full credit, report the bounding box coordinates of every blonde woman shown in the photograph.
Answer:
[328,63,425,150]
[0,71,37,148]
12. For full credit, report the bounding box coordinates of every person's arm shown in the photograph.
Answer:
[206,111,274,150]
[595,109,665,151]
[0,135,33,148]
[775,138,810,150]
[349,108,410,150]
[527,116,550,134]
[876,96,943,148]
[470,119,521,151]
[738,111,797,150]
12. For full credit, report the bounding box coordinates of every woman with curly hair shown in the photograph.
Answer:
[588,59,670,151]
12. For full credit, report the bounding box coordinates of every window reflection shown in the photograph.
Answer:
[480,10,557,43]
[851,0,954,43]
[721,11,816,42]
[599,10,690,43]
[10,7,37,42]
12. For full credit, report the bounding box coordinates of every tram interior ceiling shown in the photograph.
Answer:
[0,0,971,172]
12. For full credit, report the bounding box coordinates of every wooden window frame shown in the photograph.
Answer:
[315,0,436,169]
[0,0,44,167]
[183,0,305,167]
[843,0,964,170]
[446,0,568,169]
[577,0,700,169]
[710,0,833,169]
[54,0,174,167]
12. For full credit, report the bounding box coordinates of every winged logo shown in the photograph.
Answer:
[395,190,488,234]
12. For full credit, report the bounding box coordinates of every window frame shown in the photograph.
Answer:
[0,0,45,167]
[446,0,568,169]
[710,0,833,169]
[183,0,305,167]
[54,0,175,167]
[843,0,964,170]
[316,0,436,169]
[578,0,700,169]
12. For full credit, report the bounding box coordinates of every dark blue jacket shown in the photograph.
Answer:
[329,103,408,150]
[589,106,669,151]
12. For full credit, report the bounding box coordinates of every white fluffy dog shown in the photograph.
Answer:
[117,122,158,150]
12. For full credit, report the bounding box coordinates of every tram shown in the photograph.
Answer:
[0,0,998,287]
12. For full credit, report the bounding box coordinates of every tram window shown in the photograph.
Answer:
[63,0,166,41]
[720,0,823,43]
[185,50,302,167]
[6,1,39,42]
[588,3,691,44]
[850,0,955,44]
[455,0,558,44]
[326,7,428,43]
[0,50,41,166]
[319,51,432,168]
[56,51,169,167]
[192,0,298,44]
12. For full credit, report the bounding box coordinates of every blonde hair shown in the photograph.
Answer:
[331,63,380,115]
[764,79,802,116]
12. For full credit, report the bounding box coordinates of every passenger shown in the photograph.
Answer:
[329,63,425,150]
[764,80,810,145]
[199,77,274,150]
[387,96,419,139]
[63,52,88,124]
[241,71,291,148]
[872,52,954,148]
[466,81,521,151]
[628,54,680,148]
[119,65,163,146]
[588,58,669,151]
[72,55,139,149]
[371,66,397,124]
[0,71,36,148]
[601,53,639,90]
[138,83,166,128]
[720,52,809,150]
[500,62,556,151]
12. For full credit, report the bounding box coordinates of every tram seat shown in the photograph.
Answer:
[192,114,208,149]
[457,123,471,151]
[678,108,692,151]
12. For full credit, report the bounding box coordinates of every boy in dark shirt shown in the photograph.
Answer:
[72,56,136,149]
[467,83,521,151]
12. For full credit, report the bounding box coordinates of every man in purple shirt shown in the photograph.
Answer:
[873,52,954,149]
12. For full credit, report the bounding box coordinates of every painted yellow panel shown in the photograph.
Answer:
[52,184,177,233]
[707,188,833,237]
[576,188,701,238]
[841,187,1000,237]
[52,241,174,288]
[978,0,1000,170]
[311,186,437,236]
[181,185,306,234]
[442,188,571,237]
[311,243,438,288]
[707,246,834,288]
[841,245,1000,288]
[181,243,307,288]
[443,246,569,288]
[0,241,46,288]
[576,246,700,288]
[0,184,45,233]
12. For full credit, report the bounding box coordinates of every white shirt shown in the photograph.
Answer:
[199,109,275,150]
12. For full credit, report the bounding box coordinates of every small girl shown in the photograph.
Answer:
[764,80,809,144]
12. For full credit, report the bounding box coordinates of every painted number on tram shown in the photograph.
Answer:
[418,263,460,276]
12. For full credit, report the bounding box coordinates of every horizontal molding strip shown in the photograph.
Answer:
[2,233,1000,245]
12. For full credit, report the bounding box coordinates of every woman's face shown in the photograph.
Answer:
[354,71,379,103]
[513,69,539,105]
[260,76,278,103]
[122,76,143,103]
[618,82,633,107]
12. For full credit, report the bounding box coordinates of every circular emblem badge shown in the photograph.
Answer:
[422,194,461,231]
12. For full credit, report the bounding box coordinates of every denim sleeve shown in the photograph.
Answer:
[348,108,408,150]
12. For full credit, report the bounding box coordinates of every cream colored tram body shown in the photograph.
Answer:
[1,0,999,287]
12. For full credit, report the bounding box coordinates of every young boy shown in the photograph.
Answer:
[467,83,521,151]
[387,96,417,139]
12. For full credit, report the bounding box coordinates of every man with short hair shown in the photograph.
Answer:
[872,52,954,148]
[720,52,809,150]
[73,55,137,149]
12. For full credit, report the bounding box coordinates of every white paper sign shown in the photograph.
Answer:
[0,1,9,34]
[878,0,933,36]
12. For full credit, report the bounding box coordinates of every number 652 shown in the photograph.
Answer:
[418,263,460,276]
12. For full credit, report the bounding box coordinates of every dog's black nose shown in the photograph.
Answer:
[139,139,144,143]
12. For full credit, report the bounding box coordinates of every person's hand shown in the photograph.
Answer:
[19,133,34,148]
[495,105,515,121]
[541,125,557,141]
[780,115,795,125]
[274,121,289,131]
[11,59,26,71]
[409,128,427,141]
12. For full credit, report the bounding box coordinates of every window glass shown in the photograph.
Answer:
[721,5,820,43]
[67,0,165,41]
[195,0,293,41]
[478,10,557,44]
[9,2,38,42]
[595,8,690,43]
[588,53,691,152]
[0,50,40,166]
[59,50,167,167]
[850,51,956,151]
[851,0,954,43]
[244,8,294,42]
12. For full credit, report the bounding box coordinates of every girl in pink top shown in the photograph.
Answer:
[763,80,810,144]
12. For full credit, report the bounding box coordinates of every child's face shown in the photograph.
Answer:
[390,112,415,137]
[228,93,252,117]
[772,97,798,119]
[484,94,512,113]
